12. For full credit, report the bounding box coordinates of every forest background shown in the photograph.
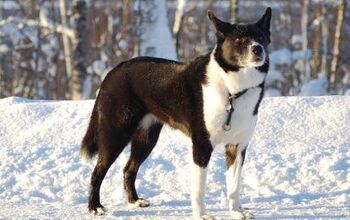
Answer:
[0,0,348,100]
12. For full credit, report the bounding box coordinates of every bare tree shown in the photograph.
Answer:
[301,0,310,82]
[59,0,74,96]
[72,0,87,99]
[330,0,346,90]
[230,0,238,23]
[310,4,321,78]
[173,0,186,59]
[320,4,329,77]
[1,1,350,99]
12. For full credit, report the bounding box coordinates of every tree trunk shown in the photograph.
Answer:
[310,4,321,79]
[320,5,328,77]
[301,0,310,82]
[173,0,186,60]
[72,0,87,99]
[230,0,238,24]
[138,0,177,60]
[330,0,346,91]
[59,0,74,98]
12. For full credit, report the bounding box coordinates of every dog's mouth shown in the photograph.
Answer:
[254,57,264,62]
[238,52,266,68]
[247,55,265,67]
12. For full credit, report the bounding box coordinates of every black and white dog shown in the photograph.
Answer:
[81,8,271,219]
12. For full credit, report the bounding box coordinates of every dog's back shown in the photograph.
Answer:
[81,57,183,159]
[80,55,209,159]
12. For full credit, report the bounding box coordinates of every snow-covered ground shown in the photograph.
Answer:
[0,96,349,219]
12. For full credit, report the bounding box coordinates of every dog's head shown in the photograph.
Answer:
[208,8,271,69]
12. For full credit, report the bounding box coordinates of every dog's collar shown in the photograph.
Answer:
[223,82,264,131]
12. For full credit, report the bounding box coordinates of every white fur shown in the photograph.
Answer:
[226,147,243,211]
[129,198,150,208]
[201,48,265,219]
[201,215,216,220]
[94,207,106,215]
[138,114,158,130]
[191,164,214,219]
[80,149,90,163]
[202,49,265,147]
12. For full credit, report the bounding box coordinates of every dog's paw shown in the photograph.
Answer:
[201,214,216,220]
[193,214,215,220]
[89,206,106,215]
[242,209,254,219]
[130,198,150,208]
[230,209,254,219]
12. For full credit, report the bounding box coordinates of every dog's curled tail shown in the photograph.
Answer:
[80,102,99,161]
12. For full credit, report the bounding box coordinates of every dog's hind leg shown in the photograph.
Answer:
[123,119,163,207]
[88,125,133,215]
[88,106,142,215]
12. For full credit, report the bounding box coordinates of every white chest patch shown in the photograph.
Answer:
[202,52,265,147]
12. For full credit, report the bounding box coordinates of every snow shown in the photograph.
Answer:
[3,1,20,10]
[265,88,282,97]
[265,69,284,85]
[291,34,303,45]
[0,44,9,54]
[92,60,106,76]
[269,48,312,67]
[299,77,328,96]
[0,96,350,219]
[270,48,292,66]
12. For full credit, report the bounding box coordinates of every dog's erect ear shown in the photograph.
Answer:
[208,10,229,39]
[256,7,272,33]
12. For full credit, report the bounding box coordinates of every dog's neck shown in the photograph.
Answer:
[205,47,266,95]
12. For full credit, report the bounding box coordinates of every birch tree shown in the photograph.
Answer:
[320,5,328,77]
[72,0,87,99]
[173,0,186,59]
[301,0,310,82]
[59,0,73,95]
[310,4,321,78]
[230,0,238,24]
[330,0,346,90]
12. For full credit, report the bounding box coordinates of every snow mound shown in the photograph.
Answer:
[0,96,349,219]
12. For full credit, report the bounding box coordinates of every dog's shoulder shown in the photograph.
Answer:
[184,54,211,84]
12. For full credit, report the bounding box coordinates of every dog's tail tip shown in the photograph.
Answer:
[80,147,93,162]
[80,136,98,162]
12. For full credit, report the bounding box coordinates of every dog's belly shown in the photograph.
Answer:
[203,88,261,147]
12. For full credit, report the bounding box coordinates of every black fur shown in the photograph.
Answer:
[253,82,265,115]
[81,8,271,214]
[208,8,271,72]
[82,55,213,213]
[124,123,163,203]
[241,148,247,166]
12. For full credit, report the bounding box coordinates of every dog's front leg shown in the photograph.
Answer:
[225,145,253,219]
[191,133,214,220]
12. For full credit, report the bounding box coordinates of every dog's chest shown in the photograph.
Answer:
[201,80,262,147]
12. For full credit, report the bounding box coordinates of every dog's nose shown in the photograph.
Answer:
[252,45,263,56]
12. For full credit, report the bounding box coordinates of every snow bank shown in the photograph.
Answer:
[0,96,349,219]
